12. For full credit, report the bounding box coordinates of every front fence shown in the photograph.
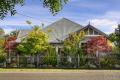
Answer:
[0,55,120,69]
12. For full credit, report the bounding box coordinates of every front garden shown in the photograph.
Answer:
[0,24,120,69]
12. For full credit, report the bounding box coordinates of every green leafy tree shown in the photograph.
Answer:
[109,33,116,42]
[116,25,120,53]
[17,26,49,56]
[0,28,5,36]
[0,0,24,19]
[0,28,6,63]
[0,0,69,19]
[10,30,19,36]
[0,48,6,63]
[109,25,120,53]
[109,33,119,53]
[64,31,85,56]
[63,31,86,67]
[0,28,5,47]
[109,25,120,66]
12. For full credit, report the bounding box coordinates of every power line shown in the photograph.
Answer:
[16,12,52,23]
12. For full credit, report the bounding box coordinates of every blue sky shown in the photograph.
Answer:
[0,0,120,34]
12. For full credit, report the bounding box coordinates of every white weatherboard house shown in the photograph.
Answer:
[16,18,108,55]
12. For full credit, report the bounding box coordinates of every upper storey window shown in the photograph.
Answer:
[84,27,100,35]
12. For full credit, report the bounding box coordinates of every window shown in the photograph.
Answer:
[94,31,99,35]
[89,28,93,35]
[81,43,87,54]
[84,28,88,35]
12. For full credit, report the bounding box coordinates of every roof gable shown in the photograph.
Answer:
[16,30,31,42]
[43,18,83,43]
[76,24,108,37]
[16,18,108,43]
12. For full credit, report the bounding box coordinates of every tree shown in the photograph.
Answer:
[9,30,19,36]
[87,36,112,56]
[0,28,5,47]
[63,31,85,67]
[115,24,120,53]
[0,28,6,63]
[86,36,112,68]
[17,26,50,67]
[64,31,85,56]
[17,26,49,56]
[0,28,5,36]
[0,48,6,63]
[0,0,69,19]
[109,25,120,65]
[109,25,120,54]
[4,36,17,55]
[109,33,117,43]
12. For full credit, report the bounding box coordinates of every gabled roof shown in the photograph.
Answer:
[16,18,83,43]
[43,18,83,43]
[76,24,108,38]
[16,30,31,42]
[16,18,108,43]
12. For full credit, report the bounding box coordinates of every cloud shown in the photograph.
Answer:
[4,29,14,34]
[91,19,117,34]
[89,11,120,34]
[103,11,120,21]
[1,0,120,35]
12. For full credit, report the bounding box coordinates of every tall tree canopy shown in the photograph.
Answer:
[0,28,5,47]
[9,30,19,36]
[109,25,120,53]
[0,28,5,36]
[17,26,49,56]
[0,0,69,19]
[63,31,85,56]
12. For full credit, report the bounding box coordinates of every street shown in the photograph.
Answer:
[0,70,120,80]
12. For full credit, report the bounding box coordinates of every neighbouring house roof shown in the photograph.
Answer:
[16,30,31,42]
[16,18,108,43]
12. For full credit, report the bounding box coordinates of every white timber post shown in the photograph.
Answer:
[56,46,59,67]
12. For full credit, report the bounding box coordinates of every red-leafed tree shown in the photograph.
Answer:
[4,36,18,55]
[87,36,112,56]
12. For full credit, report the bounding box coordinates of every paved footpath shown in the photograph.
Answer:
[0,70,120,80]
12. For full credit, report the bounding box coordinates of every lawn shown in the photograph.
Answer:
[0,68,120,73]
[0,68,81,72]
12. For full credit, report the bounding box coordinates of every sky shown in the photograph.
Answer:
[0,0,120,34]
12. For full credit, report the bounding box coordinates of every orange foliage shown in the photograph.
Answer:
[4,36,17,52]
[87,36,112,55]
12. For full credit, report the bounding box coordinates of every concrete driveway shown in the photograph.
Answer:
[0,70,120,80]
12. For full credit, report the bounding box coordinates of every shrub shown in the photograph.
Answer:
[100,55,117,68]
[0,48,6,63]
[43,47,57,67]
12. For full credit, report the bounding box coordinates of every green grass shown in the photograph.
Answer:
[0,68,120,72]
[0,68,80,72]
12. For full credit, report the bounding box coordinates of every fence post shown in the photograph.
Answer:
[77,54,80,68]
[36,55,39,68]
[57,55,59,68]
[17,55,19,68]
